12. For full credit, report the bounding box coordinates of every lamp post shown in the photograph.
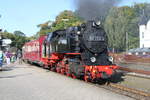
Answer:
[0,15,2,50]
[0,28,3,69]
[0,29,2,50]
[126,32,128,52]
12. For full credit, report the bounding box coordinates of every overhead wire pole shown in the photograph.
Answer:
[126,32,128,52]
[0,15,3,70]
[0,15,2,51]
[0,29,2,51]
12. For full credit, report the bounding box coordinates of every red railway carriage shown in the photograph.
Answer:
[22,36,46,65]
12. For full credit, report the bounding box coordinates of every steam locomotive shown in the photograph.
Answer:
[22,21,118,82]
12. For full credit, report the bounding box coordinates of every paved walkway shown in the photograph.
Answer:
[0,63,133,100]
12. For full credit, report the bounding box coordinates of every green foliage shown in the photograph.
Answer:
[1,30,30,49]
[37,10,83,36]
[37,21,53,36]
[14,31,26,37]
[104,3,150,52]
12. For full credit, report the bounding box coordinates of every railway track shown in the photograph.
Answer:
[105,83,150,100]
[102,66,150,100]
[84,79,150,100]
[71,69,150,100]
[117,66,150,80]
[118,67,150,75]
[125,72,150,79]
[60,70,150,100]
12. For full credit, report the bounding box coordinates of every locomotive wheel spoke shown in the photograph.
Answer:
[66,73,71,77]
[66,69,71,77]
[56,68,60,73]
[84,75,89,82]
[61,69,64,75]
[72,74,77,79]
[51,67,56,72]
[48,66,51,70]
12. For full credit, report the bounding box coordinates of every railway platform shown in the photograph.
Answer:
[0,63,133,100]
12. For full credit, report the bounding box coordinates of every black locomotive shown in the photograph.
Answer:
[36,20,118,81]
[44,21,111,65]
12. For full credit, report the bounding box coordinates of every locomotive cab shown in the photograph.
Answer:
[45,29,80,54]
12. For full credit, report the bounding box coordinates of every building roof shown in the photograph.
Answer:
[139,15,149,25]
[128,48,150,53]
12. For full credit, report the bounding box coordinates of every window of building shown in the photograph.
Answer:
[142,32,144,38]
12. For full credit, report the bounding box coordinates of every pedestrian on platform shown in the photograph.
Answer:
[17,52,22,64]
[11,54,16,63]
[6,51,11,65]
[0,50,3,71]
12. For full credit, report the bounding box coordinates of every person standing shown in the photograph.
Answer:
[6,51,11,65]
[17,50,22,64]
[0,50,3,71]
[11,53,16,63]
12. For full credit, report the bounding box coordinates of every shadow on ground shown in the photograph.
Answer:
[0,67,14,71]
[0,73,32,79]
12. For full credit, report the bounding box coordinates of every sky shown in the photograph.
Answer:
[0,0,150,37]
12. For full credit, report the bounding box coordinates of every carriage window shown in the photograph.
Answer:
[46,45,49,57]
[47,32,53,42]
[42,43,47,57]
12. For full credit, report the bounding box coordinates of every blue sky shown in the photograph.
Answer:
[0,0,150,36]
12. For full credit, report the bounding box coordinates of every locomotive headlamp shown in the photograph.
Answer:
[108,56,113,63]
[93,21,101,27]
[77,31,81,35]
[95,21,101,26]
[90,57,96,63]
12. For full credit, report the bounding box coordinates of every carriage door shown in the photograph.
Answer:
[42,41,47,58]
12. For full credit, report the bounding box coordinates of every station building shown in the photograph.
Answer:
[127,17,150,55]
[139,18,150,48]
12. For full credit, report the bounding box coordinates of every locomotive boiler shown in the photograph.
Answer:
[23,20,118,82]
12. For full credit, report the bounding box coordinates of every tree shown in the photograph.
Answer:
[1,30,29,50]
[37,10,83,37]
[37,21,53,36]
[13,31,28,49]
[14,31,26,37]
[104,3,150,52]
[104,6,136,51]
[54,10,82,29]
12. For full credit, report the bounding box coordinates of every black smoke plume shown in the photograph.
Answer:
[75,0,120,21]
